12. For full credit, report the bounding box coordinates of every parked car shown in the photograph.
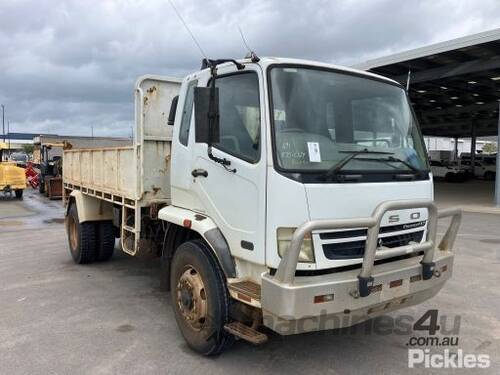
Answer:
[460,152,496,167]
[430,160,467,182]
[460,160,496,180]
[9,152,29,167]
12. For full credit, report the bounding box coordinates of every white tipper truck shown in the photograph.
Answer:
[62,56,462,355]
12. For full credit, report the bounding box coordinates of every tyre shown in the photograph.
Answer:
[484,171,495,181]
[95,221,115,261]
[39,177,45,194]
[66,203,97,264]
[170,240,232,355]
[15,189,23,199]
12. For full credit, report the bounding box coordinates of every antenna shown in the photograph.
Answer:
[238,26,260,62]
[168,0,208,60]
[238,26,252,55]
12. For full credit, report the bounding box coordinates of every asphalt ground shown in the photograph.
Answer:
[1,188,499,374]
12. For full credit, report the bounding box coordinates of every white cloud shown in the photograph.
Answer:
[1,0,500,137]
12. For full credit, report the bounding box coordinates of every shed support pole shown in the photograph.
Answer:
[495,103,500,207]
[454,137,459,161]
[470,122,476,175]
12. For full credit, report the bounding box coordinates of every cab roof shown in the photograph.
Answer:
[257,57,401,85]
[192,56,401,87]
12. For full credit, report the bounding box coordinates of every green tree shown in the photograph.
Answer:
[482,142,497,154]
[22,144,34,155]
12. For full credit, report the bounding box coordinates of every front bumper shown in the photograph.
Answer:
[261,199,461,335]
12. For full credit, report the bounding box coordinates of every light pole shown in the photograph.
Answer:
[1,104,4,142]
[7,120,10,157]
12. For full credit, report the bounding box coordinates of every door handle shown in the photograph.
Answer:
[191,169,208,178]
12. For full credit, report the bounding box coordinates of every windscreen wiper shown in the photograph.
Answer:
[385,156,421,173]
[351,155,427,180]
[356,155,422,173]
[322,149,393,180]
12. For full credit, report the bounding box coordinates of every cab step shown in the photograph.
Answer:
[224,322,268,345]
[227,280,261,307]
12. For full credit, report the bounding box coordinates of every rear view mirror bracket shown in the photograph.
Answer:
[194,63,236,173]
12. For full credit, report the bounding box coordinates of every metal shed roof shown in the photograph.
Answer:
[4,132,54,141]
[353,28,500,138]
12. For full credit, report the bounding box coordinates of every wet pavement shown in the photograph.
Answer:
[0,188,499,374]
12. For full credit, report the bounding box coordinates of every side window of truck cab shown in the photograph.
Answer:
[179,80,198,146]
[213,72,261,163]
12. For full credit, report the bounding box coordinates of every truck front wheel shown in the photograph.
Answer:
[66,203,97,264]
[15,190,23,199]
[170,240,233,355]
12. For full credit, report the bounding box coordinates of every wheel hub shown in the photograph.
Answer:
[180,288,194,310]
[176,266,207,331]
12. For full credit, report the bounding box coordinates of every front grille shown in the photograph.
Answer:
[319,221,426,240]
[322,230,424,260]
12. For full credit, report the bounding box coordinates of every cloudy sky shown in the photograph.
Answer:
[2,0,500,138]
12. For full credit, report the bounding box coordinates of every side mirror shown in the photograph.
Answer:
[194,86,220,144]
[168,95,179,126]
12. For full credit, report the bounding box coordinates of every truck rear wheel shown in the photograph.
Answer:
[170,240,232,355]
[95,221,115,261]
[66,203,97,264]
[15,190,23,199]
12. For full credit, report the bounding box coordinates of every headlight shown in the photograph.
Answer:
[277,227,315,263]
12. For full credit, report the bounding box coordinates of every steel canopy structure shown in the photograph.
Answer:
[354,28,500,207]
[354,28,500,138]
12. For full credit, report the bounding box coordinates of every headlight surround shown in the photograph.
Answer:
[277,227,315,263]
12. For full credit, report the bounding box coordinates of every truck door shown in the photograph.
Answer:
[191,65,266,265]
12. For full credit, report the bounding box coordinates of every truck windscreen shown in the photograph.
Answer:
[269,66,429,181]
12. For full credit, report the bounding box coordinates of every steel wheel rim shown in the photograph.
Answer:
[68,216,78,252]
[176,265,208,331]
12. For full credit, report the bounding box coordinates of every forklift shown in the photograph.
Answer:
[38,143,65,199]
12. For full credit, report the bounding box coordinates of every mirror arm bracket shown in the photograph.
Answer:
[204,64,237,174]
[208,146,236,173]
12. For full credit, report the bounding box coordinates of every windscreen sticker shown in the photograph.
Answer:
[307,142,322,162]
[274,109,286,121]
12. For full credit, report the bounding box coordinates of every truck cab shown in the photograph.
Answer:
[171,58,432,270]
